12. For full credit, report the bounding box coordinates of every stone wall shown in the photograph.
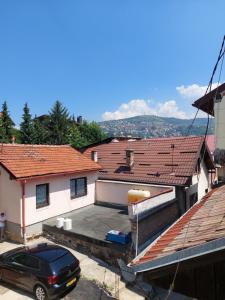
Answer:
[43,224,132,264]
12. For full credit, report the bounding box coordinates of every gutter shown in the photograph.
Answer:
[131,236,225,274]
[21,180,26,244]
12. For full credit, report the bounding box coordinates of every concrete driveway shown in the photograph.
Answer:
[0,238,145,300]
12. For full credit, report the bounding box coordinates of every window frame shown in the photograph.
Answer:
[70,177,87,200]
[36,183,49,209]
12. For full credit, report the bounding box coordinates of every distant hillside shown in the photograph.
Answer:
[99,115,214,138]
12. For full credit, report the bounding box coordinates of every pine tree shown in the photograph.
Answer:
[0,101,15,143]
[32,117,49,144]
[20,103,34,144]
[48,101,70,144]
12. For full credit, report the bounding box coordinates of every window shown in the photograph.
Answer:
[70,177,87,199]
[9,254,39,269]
[36,184,49,208]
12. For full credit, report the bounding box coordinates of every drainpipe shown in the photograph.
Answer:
[21,180,26,244]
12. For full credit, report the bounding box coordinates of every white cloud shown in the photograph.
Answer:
[176,83,218,100]
[102,99,189,121]
[158,100,188,119]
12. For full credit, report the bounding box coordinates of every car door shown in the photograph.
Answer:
[2,253,39,291]
[1,253,27,288]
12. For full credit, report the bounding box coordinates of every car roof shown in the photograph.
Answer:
[27,244,69,263]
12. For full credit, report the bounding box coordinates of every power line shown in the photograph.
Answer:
[163,35,225,300]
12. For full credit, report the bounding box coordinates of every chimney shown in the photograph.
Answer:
[91,150,98,162]
[126,149,134,168]
[214,91,225,179]
[11,135,16,144]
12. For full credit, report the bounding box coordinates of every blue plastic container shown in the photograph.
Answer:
[106,230,131,245]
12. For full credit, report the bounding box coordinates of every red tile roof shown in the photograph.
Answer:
[132,186,225,267]
[83,136,214,187]
[0,144,101,180]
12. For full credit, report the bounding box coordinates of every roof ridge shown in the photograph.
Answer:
[0,144,72,148]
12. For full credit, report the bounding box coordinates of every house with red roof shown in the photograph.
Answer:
[0,144,101,242]
[83,136,214,251]
[123,83,225,300]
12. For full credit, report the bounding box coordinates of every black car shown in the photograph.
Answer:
[0,243,81,300]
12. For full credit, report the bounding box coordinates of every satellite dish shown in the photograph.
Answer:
[117,259,136,283]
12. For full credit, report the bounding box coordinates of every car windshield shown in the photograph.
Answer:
[49,252,76,274]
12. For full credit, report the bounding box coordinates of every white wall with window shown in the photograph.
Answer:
[24,171,97,226]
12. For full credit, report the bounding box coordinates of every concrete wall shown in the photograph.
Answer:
[25,172,97,229]
[96,180,175,206]
[131,200,179,249]
[128,189,175,221]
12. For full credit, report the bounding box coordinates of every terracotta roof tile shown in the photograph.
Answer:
[84,136,214,186]
[132,186,225,266]
[0,144,101,179]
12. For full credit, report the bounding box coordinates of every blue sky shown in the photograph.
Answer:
[0,0,224,125]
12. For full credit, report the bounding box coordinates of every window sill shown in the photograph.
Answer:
[71,193,87,200]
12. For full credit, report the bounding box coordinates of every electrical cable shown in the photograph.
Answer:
[163,36,225,300]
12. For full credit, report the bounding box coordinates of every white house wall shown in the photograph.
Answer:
[96,180,175,206]
[192,161,210,201]
[0,166,21,224]
[24,172,97,226]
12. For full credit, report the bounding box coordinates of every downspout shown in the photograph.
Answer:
[21,180,26,244]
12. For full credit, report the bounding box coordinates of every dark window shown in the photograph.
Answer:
[36,184,49,208]
[70,177,87,199]
[10,253,39,269]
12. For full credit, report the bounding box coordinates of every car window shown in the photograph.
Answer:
[8,253,27,265]
[50,252,75,274]
[9,253,40,269]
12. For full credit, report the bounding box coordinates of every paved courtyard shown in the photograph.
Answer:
[44,204,131,242]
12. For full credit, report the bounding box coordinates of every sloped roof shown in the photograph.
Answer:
[0,144,101,180]
[192,82,225,116]
[83,136,214,187]
[131,186,225,272]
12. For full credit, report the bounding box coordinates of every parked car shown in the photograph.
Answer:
[0,243,81,300]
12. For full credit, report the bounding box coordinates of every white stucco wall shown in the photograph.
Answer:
[96,180,175,206]
[192,161,210,201]
[0,166,21,224]
[128,189,175,220]
[24,172,97,226]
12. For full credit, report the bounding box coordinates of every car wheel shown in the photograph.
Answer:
[34,284,48,300]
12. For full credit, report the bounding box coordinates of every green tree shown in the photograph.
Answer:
[79,121,107,146]
[32,117,50,144]
[68,123,87,148]
[0,101,15,143]
[20,103,34,144]
[48,101,70,144]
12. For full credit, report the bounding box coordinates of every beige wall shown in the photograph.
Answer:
[96,180,175,206]
[215,94,225,150]
[24,172,97,226]
[0,166,21,224]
